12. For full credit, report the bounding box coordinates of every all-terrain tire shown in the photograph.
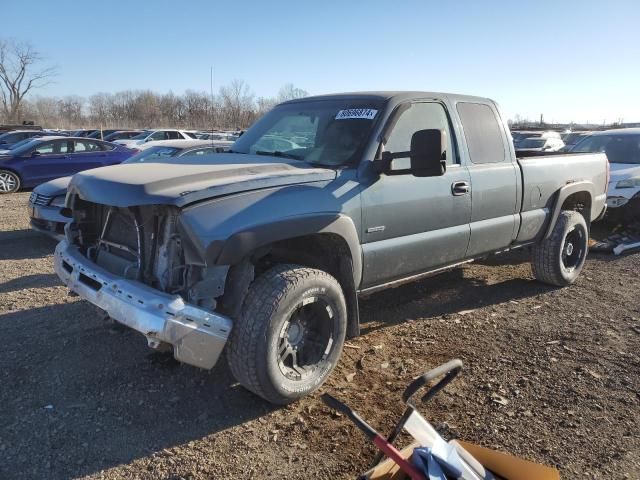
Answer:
[0,169,21,194]
[532,210,589,286]
[227,264,347,404]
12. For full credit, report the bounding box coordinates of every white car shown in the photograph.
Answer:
[570,129,640,211]
[134,139,220,152]
[114,129,198,149]
[517,136,565,152]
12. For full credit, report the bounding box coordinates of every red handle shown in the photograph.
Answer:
[373,435,424,480]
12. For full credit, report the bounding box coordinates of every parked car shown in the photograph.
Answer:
[0,130,47,150]
[511,130,561,148]
[198,132,236,142]
[114,129,198,148]
[102,130,144,142]
[569,128,640,218]
[54,91,607,404]
[68,129,99,137]
[516,136,565,152]
[561,131,591,149]
[0,137,133,193]
[86,129,124,140]
[0,123,42,134]
[28,143,227,238]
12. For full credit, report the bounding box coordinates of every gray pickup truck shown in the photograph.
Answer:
[54,92,607,404]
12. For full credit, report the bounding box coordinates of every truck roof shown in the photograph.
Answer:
[279,91,493,105]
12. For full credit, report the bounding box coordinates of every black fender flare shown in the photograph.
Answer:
[544,181,595,239]
[212,213,363,288]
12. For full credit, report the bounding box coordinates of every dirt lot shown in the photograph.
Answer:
[1,191,639,479]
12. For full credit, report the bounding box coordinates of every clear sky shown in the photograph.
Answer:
[4,0,640,123]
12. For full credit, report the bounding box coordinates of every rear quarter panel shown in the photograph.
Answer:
[516,153,607,242]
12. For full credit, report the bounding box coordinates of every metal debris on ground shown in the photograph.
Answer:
[589,221,640,255]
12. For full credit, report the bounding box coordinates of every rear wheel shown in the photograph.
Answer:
[532,210,589,286]
[227,264,347,404]
[0,170,20,194]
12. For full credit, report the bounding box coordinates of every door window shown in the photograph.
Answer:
[73,140,102,152]
[384,102,455,169]
[149,131,168,141]
[33,141,69,155]
[166,131,183,139]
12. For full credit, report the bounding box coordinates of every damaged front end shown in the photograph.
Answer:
[54,195,232,369]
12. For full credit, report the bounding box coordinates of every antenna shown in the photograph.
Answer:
[209,65,215,143]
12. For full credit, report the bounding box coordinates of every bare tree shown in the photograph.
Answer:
[0,39,57,123]
[219,79,255,128]
[277,83,308,102]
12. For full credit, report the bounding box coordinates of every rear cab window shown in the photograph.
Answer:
[457,102,508,164]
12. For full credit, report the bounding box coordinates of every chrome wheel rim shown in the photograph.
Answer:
[0,172,18,192]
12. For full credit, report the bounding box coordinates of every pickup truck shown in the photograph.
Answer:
[54,91,608,404]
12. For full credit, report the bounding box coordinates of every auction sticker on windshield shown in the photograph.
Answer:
[335,109,378,120]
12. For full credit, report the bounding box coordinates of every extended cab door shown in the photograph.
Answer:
[456,102,520,257]
[360,101,472,288]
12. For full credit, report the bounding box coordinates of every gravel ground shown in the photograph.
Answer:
[1,191,639,479]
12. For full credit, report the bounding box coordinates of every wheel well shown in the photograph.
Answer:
[560,191,592,223]
[0,167,21,179]
[221,233,360,337]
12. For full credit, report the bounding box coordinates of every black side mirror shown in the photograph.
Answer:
[31,150,41,157]
[410,129,446,177]
[379,129,446,177]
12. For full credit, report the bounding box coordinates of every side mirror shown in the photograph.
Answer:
[31,150,41,157]
[409,129,446,177]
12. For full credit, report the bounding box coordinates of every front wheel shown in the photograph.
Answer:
[532,210,589,286]
[0,170,21,194]
[227,264,347,404]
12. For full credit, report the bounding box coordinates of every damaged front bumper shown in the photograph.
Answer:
[54,239,232,369]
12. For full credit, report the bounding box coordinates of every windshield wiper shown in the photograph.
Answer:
[255,150,302,160]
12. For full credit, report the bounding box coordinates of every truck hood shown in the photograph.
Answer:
[68,153,337,208]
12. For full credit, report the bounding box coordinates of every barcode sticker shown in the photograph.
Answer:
[335,109,378,120]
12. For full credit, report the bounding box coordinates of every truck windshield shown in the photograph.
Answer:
[571,134,640,164]
[231,99,384,166]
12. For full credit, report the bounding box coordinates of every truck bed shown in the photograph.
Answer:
[515,152,608,243]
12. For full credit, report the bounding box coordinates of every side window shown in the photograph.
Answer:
[85,141,103,151]
[99,141,115,151]
[149,131,166,141]
[384,102,455,167]
[33,142,54,154]
[34,141,68,154]
[74,140,105,152]
[456,102,507,164]
[166,131,182,140]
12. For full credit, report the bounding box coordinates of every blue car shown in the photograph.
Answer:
[0,130,46,151]
[0,136,133,193]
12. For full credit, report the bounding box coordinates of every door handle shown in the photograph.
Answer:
[451,181,470,196]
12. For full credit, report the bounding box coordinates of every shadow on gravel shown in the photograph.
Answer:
[359,265,553,335]
[0,229,57,260]
[0,273,60,293]
[0,302,277,479]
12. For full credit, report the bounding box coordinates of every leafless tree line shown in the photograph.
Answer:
[0,37,309,129]
[3,80,308,130]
